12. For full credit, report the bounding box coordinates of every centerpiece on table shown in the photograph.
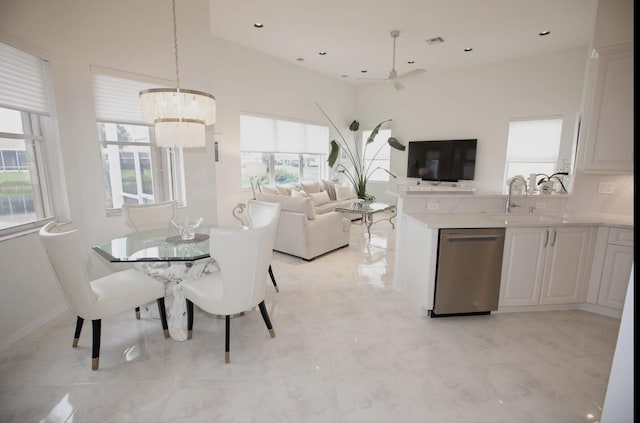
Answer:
[317,104,405,201]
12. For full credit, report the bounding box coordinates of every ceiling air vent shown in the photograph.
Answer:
[427,36,444,45]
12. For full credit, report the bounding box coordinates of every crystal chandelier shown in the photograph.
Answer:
[139,0,216,148]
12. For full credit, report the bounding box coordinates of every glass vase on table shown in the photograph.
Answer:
[171,217,203,241]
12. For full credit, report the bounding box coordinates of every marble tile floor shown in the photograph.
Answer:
[0,217,621,422]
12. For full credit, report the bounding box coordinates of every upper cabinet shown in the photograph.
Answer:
[580,43,634,173]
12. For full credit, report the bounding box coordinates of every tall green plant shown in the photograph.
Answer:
[317,104,405,201]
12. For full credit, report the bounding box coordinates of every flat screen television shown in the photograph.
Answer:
[406,139,477,182]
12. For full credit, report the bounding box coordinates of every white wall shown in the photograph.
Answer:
[356,47,588,194]
[0,0,356,349]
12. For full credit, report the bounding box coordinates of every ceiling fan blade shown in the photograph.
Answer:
[356,77,389,81]
[392,80,404,90]
[397,68,426,80]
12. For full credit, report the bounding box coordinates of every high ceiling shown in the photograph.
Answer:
[208,0,597,84]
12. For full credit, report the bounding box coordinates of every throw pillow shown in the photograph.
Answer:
[322,179,338,201]
[309,191,331,206]
[300,180,322,194]
[335,184,356,201]
[261,185,277,195]
[291,190,307,198]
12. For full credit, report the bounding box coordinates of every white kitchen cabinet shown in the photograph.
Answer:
[596,228,634,310]
[499,226,593,307]
[581,43,634,173]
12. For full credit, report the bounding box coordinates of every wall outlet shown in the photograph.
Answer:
[535,202,546,209]
[597,182,615,194]
[427,201,439,211]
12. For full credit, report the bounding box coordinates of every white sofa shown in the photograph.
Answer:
[255,193,351,260]
[258,180,359,216]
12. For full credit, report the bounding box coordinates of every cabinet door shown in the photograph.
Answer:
[499,227,547,306]
[540,227,592,305]
[597,244,634,309]
[582,43,634,173]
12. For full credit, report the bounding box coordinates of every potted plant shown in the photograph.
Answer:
[536,172,569,193]
[317,104,405,201]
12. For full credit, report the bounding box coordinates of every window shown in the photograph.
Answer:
[0,42,56,232]
[239,114,329,187]
[504,118,563,181]
[92,70,185,210]
[362,128,392,182]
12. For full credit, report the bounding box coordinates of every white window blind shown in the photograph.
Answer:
[92,72,166,124]
[363,129,391,160]
[240,114,329,154]
[506,119,562,162]
[0,42,49,115]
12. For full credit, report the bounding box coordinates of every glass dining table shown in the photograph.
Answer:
[92,225,215,263]
[93,225,217,341]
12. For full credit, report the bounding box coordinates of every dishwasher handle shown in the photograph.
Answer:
[445,234,503,242]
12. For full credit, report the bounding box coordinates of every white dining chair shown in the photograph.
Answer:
[181,202,280,363]
[122,200,177,232]
[39,221,169,370]
[122,200,179,319]
[246,199,281,292]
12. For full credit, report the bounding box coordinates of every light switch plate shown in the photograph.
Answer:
[427,202,439,210]
[597,182,615,194]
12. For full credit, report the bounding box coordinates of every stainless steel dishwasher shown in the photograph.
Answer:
[431,228,505,317]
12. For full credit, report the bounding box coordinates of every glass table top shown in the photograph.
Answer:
[93,225,215,263]
[335,201,395,214]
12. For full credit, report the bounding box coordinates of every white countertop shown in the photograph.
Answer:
[404,211,633,229]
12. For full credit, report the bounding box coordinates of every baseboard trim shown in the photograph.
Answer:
[0,303,69,352]
[578,303,622,319]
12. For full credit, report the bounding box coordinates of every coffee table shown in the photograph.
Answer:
[335,201,396,240]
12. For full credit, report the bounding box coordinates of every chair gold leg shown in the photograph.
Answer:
[269,328,276,338]
[163,329,170,339]
[135,307,141,320]
[73,338,79,348]
[187,330,192,340]
[225,352,230,363]
[92,357,99,370]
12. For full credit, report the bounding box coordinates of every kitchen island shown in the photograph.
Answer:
[394,205,633,318]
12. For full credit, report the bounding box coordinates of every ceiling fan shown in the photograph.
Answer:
[358,30,426,90]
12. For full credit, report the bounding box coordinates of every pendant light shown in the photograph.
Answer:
[139,0,216,148]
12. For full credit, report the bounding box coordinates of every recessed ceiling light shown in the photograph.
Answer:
[464,47,473,52]
[318,51,327,55]
[408,60,415,64]
[253,23,263,28]
[341,75,348,78]
[426,36,444,45]
[360,70,367,73]
[296,57,304,62]
[539,30,550,36]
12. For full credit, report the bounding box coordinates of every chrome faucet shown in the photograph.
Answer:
[506,175,527,213]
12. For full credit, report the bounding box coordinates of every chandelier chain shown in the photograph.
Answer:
[172,0,180,89]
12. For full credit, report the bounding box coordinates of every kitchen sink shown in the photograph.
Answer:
[485,213,568,225]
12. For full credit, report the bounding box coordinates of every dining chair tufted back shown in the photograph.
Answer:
[123,200,177,231]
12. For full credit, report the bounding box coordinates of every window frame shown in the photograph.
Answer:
[362,128,392,182]
[239,113,330,188]
[0,107,55,237]
[91,68,186,212]
[503,117,564,183]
